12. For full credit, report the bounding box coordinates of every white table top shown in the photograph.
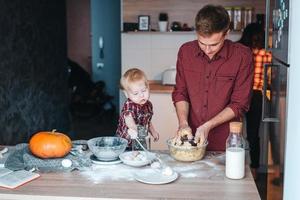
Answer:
[0,151,260,200]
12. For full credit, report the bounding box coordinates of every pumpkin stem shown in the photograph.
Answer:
[52,129,57,133]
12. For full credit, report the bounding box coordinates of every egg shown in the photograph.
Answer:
[124,155,132,160]
[132,151,140,157]
[162,166,174,176]
[137,154,146,161]
[151,161,161,169]
[61,159,72,168]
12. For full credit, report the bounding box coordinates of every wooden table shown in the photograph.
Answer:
[0,151,260,200]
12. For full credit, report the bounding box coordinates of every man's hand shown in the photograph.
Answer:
[173,125,193,145]
[194,122,212,145]
[177,126,193,140]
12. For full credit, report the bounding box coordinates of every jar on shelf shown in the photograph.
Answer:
[244,7,253,27]
[225,6,233,30]
[233,7,243,31]
[225,122,245,179]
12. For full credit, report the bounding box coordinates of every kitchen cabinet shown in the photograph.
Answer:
[150,90,177,150]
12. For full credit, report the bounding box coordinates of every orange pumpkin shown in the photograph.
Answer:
[29,130,72,159]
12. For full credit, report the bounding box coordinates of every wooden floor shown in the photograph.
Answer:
[255,165,283,200]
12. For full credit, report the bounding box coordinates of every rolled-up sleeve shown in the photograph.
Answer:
[227,48,254,118]
[172,47,190,104]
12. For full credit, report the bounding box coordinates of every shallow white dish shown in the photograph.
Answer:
[134,169,178,184]
[90,155,122,165]
[119,151,156,167]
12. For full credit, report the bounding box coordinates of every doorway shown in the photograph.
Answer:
[66,0,121,139]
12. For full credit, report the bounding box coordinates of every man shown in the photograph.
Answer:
[172,4,253,151]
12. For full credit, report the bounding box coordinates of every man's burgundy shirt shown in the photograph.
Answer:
[172,40,253,151]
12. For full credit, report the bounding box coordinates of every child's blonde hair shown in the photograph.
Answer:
[120,68,149,91]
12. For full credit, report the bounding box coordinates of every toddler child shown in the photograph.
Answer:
[116,68,159,149]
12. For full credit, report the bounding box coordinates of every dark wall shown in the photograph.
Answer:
[0,0,70,145]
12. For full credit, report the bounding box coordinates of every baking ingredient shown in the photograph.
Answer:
[61,159,72,168]
[225,147,245,179]
[225,122,245,179]
[151,161,161,169]
[132,151,140,157]
[168,138,207,162]
[162,166,173,176]
[29,130,72,159]
[124,151,147,161]
[80,152,226,183]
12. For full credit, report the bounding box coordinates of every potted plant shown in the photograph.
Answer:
[158,12,168,32]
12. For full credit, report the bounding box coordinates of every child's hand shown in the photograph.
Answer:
[151,130,159,142]
[128,128,138,139]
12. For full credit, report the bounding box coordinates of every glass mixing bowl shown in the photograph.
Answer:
[87,137,128,161]
[167,138,208,162]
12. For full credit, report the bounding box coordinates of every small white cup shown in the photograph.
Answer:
[158,21,168,32]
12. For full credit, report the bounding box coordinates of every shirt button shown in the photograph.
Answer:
[206,76,209,79]
[203,105,207,108]
[205,90,208,93]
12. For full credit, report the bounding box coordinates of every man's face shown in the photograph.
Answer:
[197,31,227,59]
[125,80,149,105]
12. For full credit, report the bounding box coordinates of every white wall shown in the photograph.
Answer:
[122,32,242,81]
[283,0,300,199]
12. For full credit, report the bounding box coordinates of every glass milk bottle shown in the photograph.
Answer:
[225,122,245,179]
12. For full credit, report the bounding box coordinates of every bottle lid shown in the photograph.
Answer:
[234,6,242,10]
[230,122,243,133]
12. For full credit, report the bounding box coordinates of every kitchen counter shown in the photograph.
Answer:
[149,81,174,93]
[0,151,260,200]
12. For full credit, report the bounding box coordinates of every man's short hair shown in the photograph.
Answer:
[195,4,230,36]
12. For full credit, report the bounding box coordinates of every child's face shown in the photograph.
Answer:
[125,80,149,105]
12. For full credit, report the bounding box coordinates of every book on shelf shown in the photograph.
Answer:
[0,168,40,189]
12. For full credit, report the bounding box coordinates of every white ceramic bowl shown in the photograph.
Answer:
[87,137,128,161]
[119,151,156,167]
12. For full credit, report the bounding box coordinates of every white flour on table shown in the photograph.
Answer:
[80,152,226,183]
[80,164,137,183]
[159,152,226,179]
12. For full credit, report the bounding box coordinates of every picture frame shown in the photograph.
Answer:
[138,15,150,31]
